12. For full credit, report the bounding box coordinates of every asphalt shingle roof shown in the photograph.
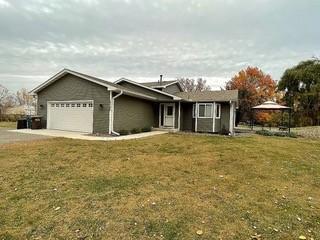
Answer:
[65,70,238,102]
[174,90,238,102]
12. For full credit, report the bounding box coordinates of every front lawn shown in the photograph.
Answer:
[0,134,319,239]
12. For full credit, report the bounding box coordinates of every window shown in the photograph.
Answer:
[51,104,54,107]
[215,103,221,119]
[77,103,81,107]
[71,104,75,107]
[88,103,93,108]
[56,104,59,107]
[193,103,212,118]
[83,103,87,107]
[66,104,70,107]
[61,104,64,107]
[199,104,212,118]
[166,106,173,116]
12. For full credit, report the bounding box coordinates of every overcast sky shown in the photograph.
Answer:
[0,0,319,92]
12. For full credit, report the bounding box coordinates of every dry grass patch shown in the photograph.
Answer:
[0,121,16,129]
[0,134,319,239]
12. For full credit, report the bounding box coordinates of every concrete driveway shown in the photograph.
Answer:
[0,129,53,144]
[9,129,168,141]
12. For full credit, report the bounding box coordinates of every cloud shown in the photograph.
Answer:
[0,0,319,91]
[0,0,10,8]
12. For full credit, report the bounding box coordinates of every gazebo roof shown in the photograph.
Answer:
[252,101,290,110]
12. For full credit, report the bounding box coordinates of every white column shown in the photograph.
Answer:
[229,101,234,134]
[178,102,181,131]
[195,102,198,132]
[108,91,112,134]
[212,102,216,132]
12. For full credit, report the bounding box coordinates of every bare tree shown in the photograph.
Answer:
[0,85,15,115]
[16,88,33,106]
[178,77,211,92]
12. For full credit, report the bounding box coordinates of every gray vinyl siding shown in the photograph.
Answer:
[163,84,181,94]
[181,103,193,131]
[118,82,173,101]
[37,74,110,133]
[197,118,213,132]
[214,103,230,132]
[113,95,154,132]
[174,102,179,129]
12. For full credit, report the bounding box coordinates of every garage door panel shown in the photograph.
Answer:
[48,101,93,133]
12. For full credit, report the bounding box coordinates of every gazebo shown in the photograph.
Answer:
[252,101,291,133]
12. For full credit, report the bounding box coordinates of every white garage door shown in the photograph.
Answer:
[47,101,94,133]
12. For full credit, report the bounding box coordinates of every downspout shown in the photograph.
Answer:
[110,90,123,136]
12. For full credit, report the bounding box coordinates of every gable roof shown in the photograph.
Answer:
[30,69,157,101]
[31,69,119,93]
[175,90,238,102]
[114,78,182,100]
[141,80,184,92]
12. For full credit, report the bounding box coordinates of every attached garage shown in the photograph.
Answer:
[47,101,94,133]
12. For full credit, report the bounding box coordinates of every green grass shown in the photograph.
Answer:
[0,121,16,129]
[0,134,319,239]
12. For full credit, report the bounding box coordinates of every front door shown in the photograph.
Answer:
[163,104,175,127]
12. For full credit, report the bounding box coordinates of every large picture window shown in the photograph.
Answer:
[192,103,213,118]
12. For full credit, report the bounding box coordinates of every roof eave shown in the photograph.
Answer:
[115,78,182,100]
[30,69,117,94]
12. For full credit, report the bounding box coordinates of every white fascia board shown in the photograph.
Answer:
[115,78,182,100]
[164,81,184,91]
[31,69,117,94]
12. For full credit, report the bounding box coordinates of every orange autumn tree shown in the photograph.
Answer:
[226,66,277,124]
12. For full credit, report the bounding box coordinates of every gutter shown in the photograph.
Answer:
[110,90,123,136]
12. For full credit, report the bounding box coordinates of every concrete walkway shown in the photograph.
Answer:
[9,129,168,141]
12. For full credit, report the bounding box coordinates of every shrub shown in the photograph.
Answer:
[118,130,129,135]
[274,132,297,138]
[141,127,152,132]
[256,130,274,136]
[131,128,141,134]
[256,130,297,138]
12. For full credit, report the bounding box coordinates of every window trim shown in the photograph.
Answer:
[215,103,221,119]
[193,103,213,118]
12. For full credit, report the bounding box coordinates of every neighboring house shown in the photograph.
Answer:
[31,69,238,134]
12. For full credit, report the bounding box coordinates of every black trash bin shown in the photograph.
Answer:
[17,119,27,129]
[31,116,42,129]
